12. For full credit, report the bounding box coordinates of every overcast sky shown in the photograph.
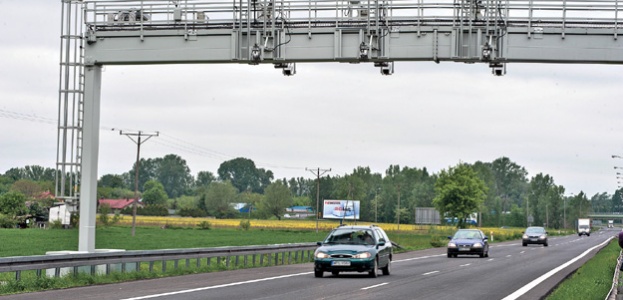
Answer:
[1,1,622,197]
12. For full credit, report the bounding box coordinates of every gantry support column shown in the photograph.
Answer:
[79,65,102,253]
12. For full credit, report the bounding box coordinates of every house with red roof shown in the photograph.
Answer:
[98,198,143,212]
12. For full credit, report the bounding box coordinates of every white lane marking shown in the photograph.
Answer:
[120,272,313,300]
[502,236,614,300]
[520,251,525,254]
[460,264,471,267]
[506,255,512,257]
[487,259,494,261]
[394,254,445,263]
[422,271,439,275]
[361,283,389,290]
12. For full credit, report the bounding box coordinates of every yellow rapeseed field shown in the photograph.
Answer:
[109,215,529,238]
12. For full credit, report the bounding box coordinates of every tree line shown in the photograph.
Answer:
[0,155,617,228]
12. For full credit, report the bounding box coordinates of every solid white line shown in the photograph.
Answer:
[487,259,494,261]
[506,255,512,257]
[422,271,439,275]
[394,254,445,263]
[520,251,525,254]
[361,283,389,290]
[501,236,614,300]
[460,264,471,267]
[120,272,314,300]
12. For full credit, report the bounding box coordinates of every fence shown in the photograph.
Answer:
[0,243,317,281]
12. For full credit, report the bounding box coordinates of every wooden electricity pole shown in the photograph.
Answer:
[119,130,158,236]
[306,167,331,233]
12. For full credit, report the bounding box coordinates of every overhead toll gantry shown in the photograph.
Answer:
[57,0,623,251]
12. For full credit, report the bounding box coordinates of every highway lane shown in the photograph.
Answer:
[1,228,617,300]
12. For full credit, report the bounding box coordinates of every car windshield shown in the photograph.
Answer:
[453,230,481,239]
[526,227,545,234]
[324,229,376,245]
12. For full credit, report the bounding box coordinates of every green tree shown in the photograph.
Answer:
[99,174,126,189]
[433,163,487,228]
[528,173,564,228]
[258,181,292,220]
[0,191,28,216]
[195,171,216,188]
[155,154,193,198]
[201,181,238,218]
[217,157,273,193]
[142,180,168,205]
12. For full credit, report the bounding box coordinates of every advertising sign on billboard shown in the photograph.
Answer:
[323,200,360,220]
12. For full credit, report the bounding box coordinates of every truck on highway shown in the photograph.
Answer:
[577,218,591,236]
[608,220,614,228]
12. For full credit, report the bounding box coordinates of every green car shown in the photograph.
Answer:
[314,225,392,278]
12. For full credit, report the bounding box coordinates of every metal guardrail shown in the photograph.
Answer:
[0,243,317,281]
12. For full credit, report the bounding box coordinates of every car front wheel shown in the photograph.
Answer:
[369,258,378,278]
[314,270,323,278]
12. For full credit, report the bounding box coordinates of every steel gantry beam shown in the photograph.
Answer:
[58,0,623,252]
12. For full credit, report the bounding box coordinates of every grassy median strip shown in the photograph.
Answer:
[546,239,620,300]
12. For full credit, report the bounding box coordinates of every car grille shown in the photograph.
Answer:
[330,254,353,258]
[458,244,471,248]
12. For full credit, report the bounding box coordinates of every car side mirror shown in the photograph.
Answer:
[483,236,488,241]
[447,236,452,240]
[378,238,386,246]
[317,241,322,246]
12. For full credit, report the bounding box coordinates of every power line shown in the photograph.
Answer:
[1,108,306,173]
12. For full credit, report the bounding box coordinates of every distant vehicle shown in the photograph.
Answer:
[314,225,392,278]
[522,226,548,247]
[447,229,489,258]
[608,220,614,228]
[578,218,591,236]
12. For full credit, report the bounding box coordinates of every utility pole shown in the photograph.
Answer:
[306,167,331,233]
[119,130,159,236]
[396,184,401,231]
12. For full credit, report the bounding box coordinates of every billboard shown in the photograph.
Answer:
[415,207,441,224]
[323,200,360,220]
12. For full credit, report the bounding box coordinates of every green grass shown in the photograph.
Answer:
[546,239,621,300]
[0,227,330,257]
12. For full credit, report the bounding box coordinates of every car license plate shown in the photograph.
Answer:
[332,261,351,266]
[459,247,470,251]
[530,238,537,242]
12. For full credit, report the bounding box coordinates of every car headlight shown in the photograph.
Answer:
[447,242,456,248]
[522,234,528,239]
[472,242,482,248]
[353,252,372,259]
[539,235,546,239]
[315,251,329,259]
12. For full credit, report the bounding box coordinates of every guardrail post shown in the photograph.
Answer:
[260,254,264,266]
[136,262,140,271]
[208,257,212,267]
[149,261,154,272]
[275,253,279,265]
[252,254,256,266]
[196,258,201,268]
[106,264,111,275]
[294,251,299,262]
[91,265,96,275]
[73,266,79,277]
[55,267,61,278]
[162,260,167,273]
[217,256,221,267]
[122,262,126,273]
[244,255,248,267]
[15,270,20,281]
[174,259,179,270]
[185,259,190,268]
[226,256,230,268]
[235,255,240,267]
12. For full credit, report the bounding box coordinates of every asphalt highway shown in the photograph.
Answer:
[2,228,618,300]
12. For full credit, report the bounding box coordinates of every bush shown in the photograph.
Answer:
[239,219,251,231]
[179,207,207,218]
[429,235,447,247]
[197,220,212,230]
[121,204,169,216]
